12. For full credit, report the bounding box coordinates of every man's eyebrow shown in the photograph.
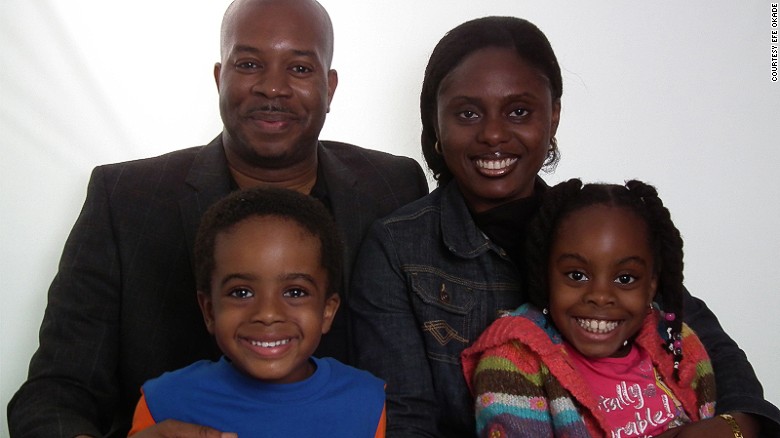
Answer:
[232,44,261,54]
[231,45,318,59]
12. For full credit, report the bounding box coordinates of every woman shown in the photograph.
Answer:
[350,16,778,437]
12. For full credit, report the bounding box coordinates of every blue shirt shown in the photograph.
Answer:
[142,356,385,437]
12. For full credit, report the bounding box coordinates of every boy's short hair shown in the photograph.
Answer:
[193,187,344,297]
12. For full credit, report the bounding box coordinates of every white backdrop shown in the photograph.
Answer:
[2,1,779,435]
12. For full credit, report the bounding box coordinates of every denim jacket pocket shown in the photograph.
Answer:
[409,270,479,365]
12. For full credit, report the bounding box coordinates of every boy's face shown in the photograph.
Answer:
[198,215,340,384]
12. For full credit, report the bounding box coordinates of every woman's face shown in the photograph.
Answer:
[435,47,560,213]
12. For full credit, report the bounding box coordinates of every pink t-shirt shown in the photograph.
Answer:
[565,343,690,437]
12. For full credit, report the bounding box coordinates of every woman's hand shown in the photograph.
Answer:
[654,412,759,438]
[129,419,238,438]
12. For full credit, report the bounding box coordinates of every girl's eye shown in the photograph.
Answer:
[229,288,254,299]
[283,288,309,298]
[615,274,636,285]
[566,271,589,282]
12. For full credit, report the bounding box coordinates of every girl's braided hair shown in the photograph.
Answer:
[524,178,685,377]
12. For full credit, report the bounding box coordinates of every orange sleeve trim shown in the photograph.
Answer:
[128,390,156,436]
[374,402,387,438]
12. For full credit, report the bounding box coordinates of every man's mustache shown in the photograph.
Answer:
[247,104,295,115]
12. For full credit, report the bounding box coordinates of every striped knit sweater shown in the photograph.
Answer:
[461,304,716,437]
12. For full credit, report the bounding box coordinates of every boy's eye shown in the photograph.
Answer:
[283,288,309,298]
[566,271,589,282]
[229,288,254,299]
[615,274,636,285]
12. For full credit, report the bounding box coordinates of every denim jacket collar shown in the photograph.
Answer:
[439,182,495,259]
[438,177,550,261]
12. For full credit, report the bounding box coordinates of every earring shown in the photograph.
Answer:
[542,307,549,315]
[434,140,442,154]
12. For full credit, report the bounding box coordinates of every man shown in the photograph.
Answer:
[7,1,428,437]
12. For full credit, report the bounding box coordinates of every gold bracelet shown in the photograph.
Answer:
[718,413,744,438]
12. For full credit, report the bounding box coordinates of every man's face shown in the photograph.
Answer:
[215,0,337,171]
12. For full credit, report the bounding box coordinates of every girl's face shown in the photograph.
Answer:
[435,47,560,213]
[198,216,340,384]
[548,205,657,358]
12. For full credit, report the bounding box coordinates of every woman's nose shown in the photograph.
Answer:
[477,114,511,147]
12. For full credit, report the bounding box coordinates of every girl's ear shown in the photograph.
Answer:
[197,291,216,335]
[649,273,659,305]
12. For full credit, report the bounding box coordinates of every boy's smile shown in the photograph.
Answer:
[198,215,340,384]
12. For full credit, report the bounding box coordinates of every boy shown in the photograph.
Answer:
[128,187,386,437]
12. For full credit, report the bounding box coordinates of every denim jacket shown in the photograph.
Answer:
[350,181,780,437]
[350,182,526,437]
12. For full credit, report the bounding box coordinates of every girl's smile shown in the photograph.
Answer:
[548,205,657,359]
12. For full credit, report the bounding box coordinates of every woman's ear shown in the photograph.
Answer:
[550,98,561,138]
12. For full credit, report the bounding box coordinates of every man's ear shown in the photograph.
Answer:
[320,293,341,334]
[197,291,216,335]
[213,62,222,91]
[325,69,338,113]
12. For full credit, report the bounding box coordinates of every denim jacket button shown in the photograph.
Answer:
[439,284,450,303]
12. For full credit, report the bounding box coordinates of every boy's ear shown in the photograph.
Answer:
[320,293,341,335]
[197,291,216,335]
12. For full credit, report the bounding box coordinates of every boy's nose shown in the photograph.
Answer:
[252,295,286,324]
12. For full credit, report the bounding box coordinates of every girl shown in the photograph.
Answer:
[462,179,717,437]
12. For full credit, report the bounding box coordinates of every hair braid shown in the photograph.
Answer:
[626,180,685,380]
[523,178,584,310]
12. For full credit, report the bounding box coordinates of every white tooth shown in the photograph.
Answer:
[477,158,517,170]
[578,318,618,334]
[252,339,290,348]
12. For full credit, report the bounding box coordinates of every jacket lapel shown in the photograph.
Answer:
[179,135,233,268]
[318,143,379,297]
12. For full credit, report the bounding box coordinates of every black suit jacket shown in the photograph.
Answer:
[8,136,429,437]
